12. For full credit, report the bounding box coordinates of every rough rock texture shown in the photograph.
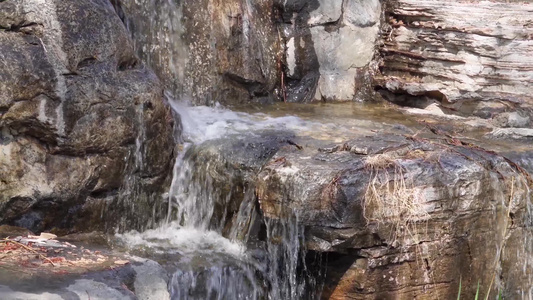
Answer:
[257,134,533,299]
[282,0,381,102]
[376,0,533,124]
[120,0,281,106]
[119,0,382,104]
[0,0,175,233]
[177,121,533,299]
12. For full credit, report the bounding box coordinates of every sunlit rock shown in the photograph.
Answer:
[0,0,175,232]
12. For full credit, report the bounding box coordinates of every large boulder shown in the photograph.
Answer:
[165,115,533,299]
[0,0,176,233]
[257,134,533,299]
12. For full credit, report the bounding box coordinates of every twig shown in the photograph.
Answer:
[1,238,55,266]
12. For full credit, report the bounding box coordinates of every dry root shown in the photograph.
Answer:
[363,153,430,244]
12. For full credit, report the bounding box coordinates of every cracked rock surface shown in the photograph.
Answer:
[0,0,175,233]
[376,0,533,126]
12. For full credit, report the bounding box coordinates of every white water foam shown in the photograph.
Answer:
[118,100,321,299]
[168,100,333,144]
[116,222,245,257]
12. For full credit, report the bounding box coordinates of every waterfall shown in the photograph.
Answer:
[118,101,318,299]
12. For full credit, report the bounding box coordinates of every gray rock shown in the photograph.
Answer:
[132,259,170,300]
[67,279,133,300]
[486,128,533,140]
[343,0,381,27]
[311,24,379,101]
[493,111,532,128]
[0,286,63,300]
[0,0,175,232]
[307,0,343,25]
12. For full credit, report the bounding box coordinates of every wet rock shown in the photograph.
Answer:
[0,0,175,233]
[120,0,280,105]
[0,233,173,300]
[131,259,170,300]
[120,0,382,104]
[257,134,533,299]
[376,0,533,119]
[174,132,295,234]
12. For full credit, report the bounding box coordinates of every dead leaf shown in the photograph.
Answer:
[114,260,129,265]
[39,233,57,240]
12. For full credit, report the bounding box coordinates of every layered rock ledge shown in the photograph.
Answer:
[376,0,533,123]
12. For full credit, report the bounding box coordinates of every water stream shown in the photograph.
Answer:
[119,101,321,299]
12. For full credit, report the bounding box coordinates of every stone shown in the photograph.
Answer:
[307,0,343,26]
[121,0,382,104]
[120,0,280,105]
[0,286,63,300]
[67,279,133,300]
[343,0,381,28]
[311,24,380,101]
[493,111,532,128]
[257,134,533,299]
[0,0,176,233]
[132,259,171,300]
[486,128,533,140]
[161,105,533,299]
[283,0,382,102]
[376,0,533,117]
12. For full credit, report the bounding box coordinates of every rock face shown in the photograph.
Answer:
[120,0,281,106]
[120,0,382,104]
[282,0,381,102]
[168,106,533,299]
[257,134,533,299]
[376,0,533,123]
[0,0,175,233]
[120,0,533,113]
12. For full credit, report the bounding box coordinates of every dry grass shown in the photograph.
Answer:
[363,153,430,244]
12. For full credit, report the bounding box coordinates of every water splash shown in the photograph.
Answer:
[118,100,318,299]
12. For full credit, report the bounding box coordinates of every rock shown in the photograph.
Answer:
[120,0,280,105]
[307,0,343,26]
[486,128,533,140]
[165,107,533,299]
[0,0,176,233]
[376,0,533,117]
[493,111,532,128]
[0,225,33,239]
[0,234,171,300]
[257,134,533,299]
[67,279,134,300]
[0,286,63,300]
[132,259,170,300]
[120,0,382,104]
[283,0,382,102]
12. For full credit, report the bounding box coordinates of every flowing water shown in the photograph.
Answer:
[119,101,324,299]
[113,1,533,298]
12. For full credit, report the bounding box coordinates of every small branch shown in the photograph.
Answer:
[1,238,55,266]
